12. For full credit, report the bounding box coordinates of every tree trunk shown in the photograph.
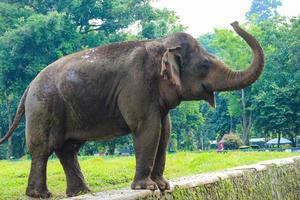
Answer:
[198,133,204,151]
[176,133,181,150]
[4,91,13,159]
[291,132,296,147]
[277,132,281,148]
[241,89,252,145]
[185,127,194,151]
[229,116,233,133]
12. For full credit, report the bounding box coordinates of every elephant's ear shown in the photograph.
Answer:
[161,46,182,87]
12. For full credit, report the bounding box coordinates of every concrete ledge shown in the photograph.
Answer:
[67,156,300,200]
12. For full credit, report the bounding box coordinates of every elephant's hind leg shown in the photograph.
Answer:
[55,140,90,197]
[26,146,52,198]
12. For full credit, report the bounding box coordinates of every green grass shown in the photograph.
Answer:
[0,151,298,199]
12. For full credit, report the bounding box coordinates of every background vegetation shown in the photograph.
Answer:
[0,0,299,159]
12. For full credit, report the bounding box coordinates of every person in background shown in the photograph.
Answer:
[217,138,224,153]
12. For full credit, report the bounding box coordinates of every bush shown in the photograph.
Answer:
[223,133,243,150]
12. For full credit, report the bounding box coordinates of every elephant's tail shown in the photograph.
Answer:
[0,87,29,145]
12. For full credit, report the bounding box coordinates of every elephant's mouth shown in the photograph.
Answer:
[201,83,216,108]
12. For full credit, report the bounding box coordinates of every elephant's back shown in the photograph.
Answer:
[26,40,149,127]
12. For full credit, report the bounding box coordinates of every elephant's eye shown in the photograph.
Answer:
[201,63,210,70]
[200,60,211,70]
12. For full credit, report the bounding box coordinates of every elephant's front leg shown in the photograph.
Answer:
[131,111,161,190]
[151,114,171,191]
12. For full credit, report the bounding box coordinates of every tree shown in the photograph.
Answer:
[252,17,300,147]
[171,101,204,151]
[0,2,34,35]
[246,0,282,23]
[199,94,232,141]
[139,8,185,39]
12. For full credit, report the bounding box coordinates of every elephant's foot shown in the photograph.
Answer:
[152,176,170,191]
[131,177,158,190]
[26,187,51,199]
[66,184,90,197]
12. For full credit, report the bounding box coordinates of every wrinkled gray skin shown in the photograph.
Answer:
[0,22,264,198]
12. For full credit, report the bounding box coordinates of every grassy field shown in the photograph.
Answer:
[0,151,299,199]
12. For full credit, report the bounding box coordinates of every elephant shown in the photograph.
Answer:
[0,21,264,198]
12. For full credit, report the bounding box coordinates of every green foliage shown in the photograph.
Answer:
[210,28,252,70]
[0,2,34,35]
[223,133,243,150]
[171,102,204,151]
[0,12,81,86]
[246,0,282,23]
[251,17,300,144]
[0,143,7,159]
[139,8,186,39]
[199,95,231,141]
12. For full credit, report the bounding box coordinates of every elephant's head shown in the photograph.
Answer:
[159,21,264,107]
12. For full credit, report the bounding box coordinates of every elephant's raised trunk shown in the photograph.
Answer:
[212,21,264,91]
